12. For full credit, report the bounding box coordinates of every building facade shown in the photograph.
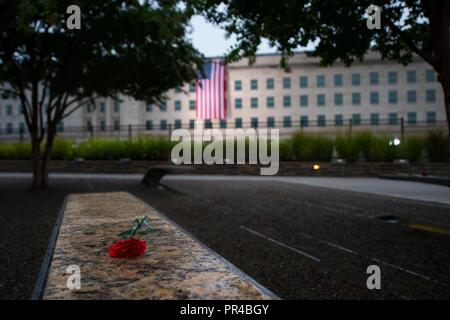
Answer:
[0,52,447,141]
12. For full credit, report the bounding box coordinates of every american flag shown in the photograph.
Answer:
[196,61,227,120]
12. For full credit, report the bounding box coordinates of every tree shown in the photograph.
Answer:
[193,0,450,132]
[0,0,202,188]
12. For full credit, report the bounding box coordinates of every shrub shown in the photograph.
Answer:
[51,139,74,160]
[425,132,450,162]
[335,134,360,162]
[291,133,334,161]
[398,136,424,162]
[279,139,293,161]
[0,143,17,159]
[336,132,399,162]
[14,143,32,159]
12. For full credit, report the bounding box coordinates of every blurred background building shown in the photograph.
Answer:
[0,52,446,141]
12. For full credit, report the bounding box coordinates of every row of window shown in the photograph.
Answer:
[231,70,436,91]
[233,90,437,109]
[143,111,438,131]
[147,89,437,113]
[85,101,120,113]
[171,70,436,95]
[0,111,439,134]
[1,122,65,134]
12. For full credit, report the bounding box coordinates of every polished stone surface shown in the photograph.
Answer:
[43,192,276,300]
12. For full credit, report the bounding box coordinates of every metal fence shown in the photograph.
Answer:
[0,118,448,142]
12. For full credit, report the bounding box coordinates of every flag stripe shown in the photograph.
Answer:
[196,61,227,120]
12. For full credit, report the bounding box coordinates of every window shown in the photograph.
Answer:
[251,117,258,128]
[235,118,242,128]
[19,122,25,133]
[205,120,212,129]
[189,82,195,92]
[352,114,361,126]
[388,71,397,84]
[159,101,167,111]
[317,115,326,127]
[426,70,436,82]
[266,78,274,90]
[250,79,258,90]
[251,97,258,108]
[267,97,274,108]
[388,91,398,104]
[283,77,291,89]
[267,117,275,128]
[100,120,106,131]
[300,95,308,107]
[334,74,343,87]
[57,122,64,133]
[407,70,417,83]
[114,100,120,113]
[146,103,153,112]
[6,123,13,134]
[220,120,227,129]
[300,76,308,88]
[174,100,181,111]
[283,116,292,128]
[370,113,380,126]
[6,105,12,116]
[300,116,309,127]
[146,120,153,131]
[235,80,242,91]
[317,75,325,87]
[189,100,196,110]
[407,90,417,103]
[86,103,93,113]
[317,94,326,107]
[351,73,361,86]
[426,90,436,103]
[426,111,436,124]
[189,120,196,129]
[334,93,343,106]
[114,120,120,131]
[370,92,379,105]
[335,114,344,126]
[388,113,398,125]
[370,72,379,85]
[235,98,242,109]
[100,102,106,113]
[175,86,182,93]
[174,120,182,129]
[160,120,167,130]
[352,92,361,105]
[283,96,291,108]
[407,112,417,124]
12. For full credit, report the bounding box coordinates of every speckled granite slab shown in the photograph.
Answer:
[42,192,277,300]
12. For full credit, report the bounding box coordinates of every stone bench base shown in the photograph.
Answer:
[35,192,278,300]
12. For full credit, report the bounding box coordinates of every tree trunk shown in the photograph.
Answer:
[31,136,42,189]
[442,79,450,135]
[40,128,56,188]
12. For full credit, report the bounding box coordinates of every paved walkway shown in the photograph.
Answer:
[1,173,449,206]
[163,175,450,206]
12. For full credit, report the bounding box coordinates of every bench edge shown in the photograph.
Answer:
[31,196,68,300]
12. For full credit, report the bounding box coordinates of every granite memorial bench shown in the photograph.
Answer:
[32,192,278,300]
[142,165,195,186]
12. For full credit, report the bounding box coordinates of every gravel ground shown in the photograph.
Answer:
[1,174,450,299]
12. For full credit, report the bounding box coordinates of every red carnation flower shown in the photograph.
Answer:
[108,237,147,259]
